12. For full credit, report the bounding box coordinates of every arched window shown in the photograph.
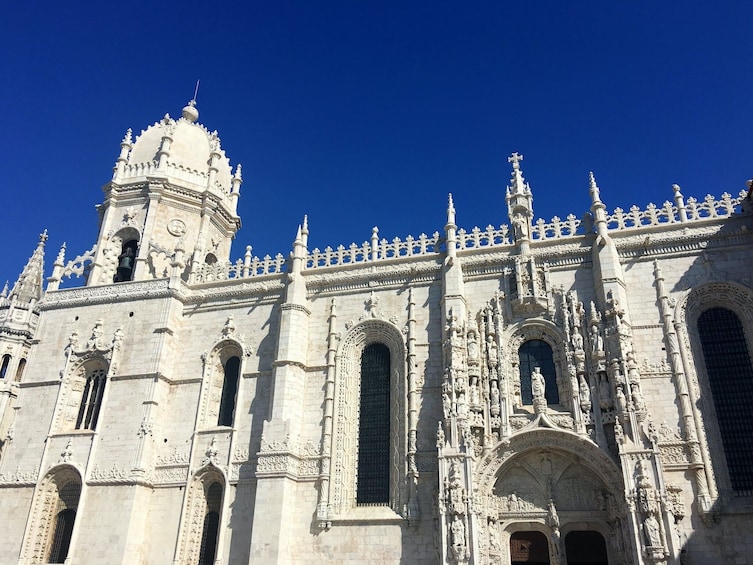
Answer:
[114,239,139,282]
[357,343,391,505]
[15,358,26,382]
[0,354,10,379]
[519,340,559,405]
[217,356,240,427]
[76,367,107,430]
[47,479,81,563]
[565,530,608,565]
[698,307,753,493]
[198,482,223,565]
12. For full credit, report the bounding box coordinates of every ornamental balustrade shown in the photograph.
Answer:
[43,189,749,287]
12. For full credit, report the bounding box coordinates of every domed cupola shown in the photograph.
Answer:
[87,101,243,286]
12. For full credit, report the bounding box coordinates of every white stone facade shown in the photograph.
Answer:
[1,103,752,564]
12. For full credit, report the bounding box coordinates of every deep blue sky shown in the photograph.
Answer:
[1,2,751,287]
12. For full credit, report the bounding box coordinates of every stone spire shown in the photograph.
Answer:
[10,231,47,304]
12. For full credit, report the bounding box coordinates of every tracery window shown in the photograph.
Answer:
[217,356,240,427]
[0,354,10,379]
[697,307,753,493]
[519,340,559,405]
[357,343,391,505]
[177,470,225,564]
[76,367,107,430]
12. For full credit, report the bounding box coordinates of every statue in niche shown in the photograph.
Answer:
[571,330,584,351]
[490,385,500,416]
[643,514,662,547]
[579,376,591,410]
[631,383,645,412]
[442,391,452,419]
[467,332,479,362]
[451,515,466,550]
[531,367,545,400]
[615,386,628,414]
[590,324,603,353]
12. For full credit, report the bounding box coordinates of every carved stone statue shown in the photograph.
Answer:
[643,514,662,547]
[531,367,545,400]
[451,514,465,547]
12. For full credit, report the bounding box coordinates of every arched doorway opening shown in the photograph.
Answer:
[565,531,608,565]
[510,531,550,565]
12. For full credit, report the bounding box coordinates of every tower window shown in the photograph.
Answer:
[519,340,559,405]
[15,358,26,382]
[0,354,10,379]
[217,356,240,427]
[76,368,107,430]
[357,343,390,505]
[114,239,139,283]
[698,307,753,493]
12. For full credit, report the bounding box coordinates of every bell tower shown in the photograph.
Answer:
[86,101,242,285]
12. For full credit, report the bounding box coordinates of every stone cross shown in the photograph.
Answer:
[508,152,524,168]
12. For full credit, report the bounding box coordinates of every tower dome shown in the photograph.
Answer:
[122,101,234,196]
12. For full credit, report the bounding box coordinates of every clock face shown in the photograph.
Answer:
[167,219,187,237]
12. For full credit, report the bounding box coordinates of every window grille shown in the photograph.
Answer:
[218,356,240,427]
[698,307,753,494]
[76,368,107,430]
[357,344,390,505]
[519,340,559,405]
[199,482,223,565]
[48,481,81,563]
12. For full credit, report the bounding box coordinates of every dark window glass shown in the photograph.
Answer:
[48,481,80,564]
[199,511,220,564]
[698,307,753,493]
[218,357,240,427]
[0,354,10,379]
[49,509,76,563]
[519,340,559,405]
[76,368,107,430]
[510,531,549,565]
[357,343,390,505]
[199,482,223,565]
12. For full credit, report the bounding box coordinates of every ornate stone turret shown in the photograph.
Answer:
[506,152,534,255]
[85,100,243,286]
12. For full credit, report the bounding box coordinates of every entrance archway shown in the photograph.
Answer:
[510,531,550,565]
[565,531,608,565]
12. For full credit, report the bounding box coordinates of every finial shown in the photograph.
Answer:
[672,183,681,195]
[302,215,309,233]
[589,172,601,203]
[1,281,8,298]
[447,193,456,225]
[122,128,132,145]
[181,99,199,123]
[508,152,524,169]
[233,163,243,181]
[39,230,48,244]
[55,242,67,265]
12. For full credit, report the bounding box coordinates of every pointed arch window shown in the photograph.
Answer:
[698,307,753,493]
[0,354,10,379]
[217,356,240,427]
[198,482,223,565]
[519,340,559,405]
[47,479,81,563]
[357,343,391,505]
[76,367,107,430]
